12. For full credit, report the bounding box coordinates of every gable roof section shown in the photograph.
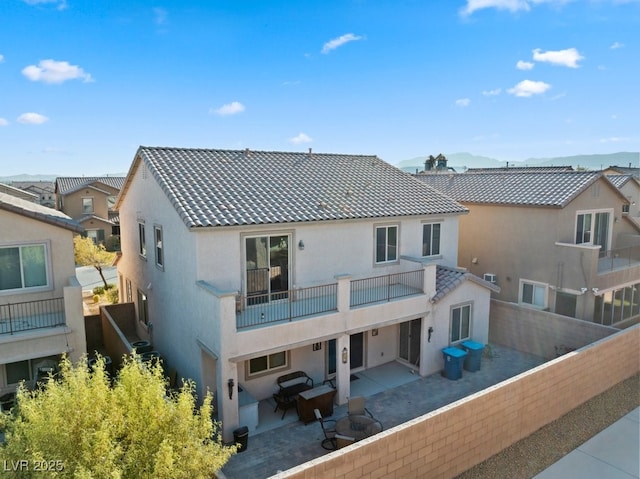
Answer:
[55,177,125,195]
[465,166,574,174]
[606,174,636,189]
[0,192,83,233]
[119,146,467,228]
[432,265,499,303]
[414,171,625,208]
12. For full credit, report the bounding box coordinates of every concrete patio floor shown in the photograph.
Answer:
[219,344,546,479]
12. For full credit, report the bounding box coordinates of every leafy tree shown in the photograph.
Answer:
[74,236,116,289]
[0,355,236,478]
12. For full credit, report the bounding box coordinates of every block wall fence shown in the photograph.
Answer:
[276,322,639,478]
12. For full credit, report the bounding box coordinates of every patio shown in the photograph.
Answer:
[219,344,546,479]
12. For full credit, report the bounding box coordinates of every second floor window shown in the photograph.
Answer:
[422,223,441,256]
[0,243,48,292]
[107,196,116,210]
[154,226,163,268]
[375,225,398,263]
[138,222,146,257]
[82,197,94,214]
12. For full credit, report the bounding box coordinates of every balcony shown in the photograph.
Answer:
[0,297,66,335]
[597,245,640,273]
[236,269,425,330]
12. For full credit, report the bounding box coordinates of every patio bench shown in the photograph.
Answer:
[273,371,314,419]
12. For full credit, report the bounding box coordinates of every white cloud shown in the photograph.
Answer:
[461,0,576,16]
[22,59,93,84]
[610,42,624,49]
[153,7,168,25]
[22,0,67,10]
[516,60,534,70]
[532,48,584,68]
[455,98,471,107]
[321,33,363,54]
[482,88,502,96]
[17,112,49,124]
[289,133,313,144]
[507,79,551,97]
[211,101,245,116]
[599,136,628,143]
[0,118,9,126]
[0,54,4,63]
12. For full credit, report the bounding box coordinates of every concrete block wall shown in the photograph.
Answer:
[276,325,639,479]
[489,300,617,359]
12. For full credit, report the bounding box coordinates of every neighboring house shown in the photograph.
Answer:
[0,182,40,203]
[604,163,640,178]
[55,177,125,245]
[607,174,640,229]
[416,171,640,326]
[0,192,86,399]
[115,146,498,441]
[466,166,574,173]
[10,181,56,208]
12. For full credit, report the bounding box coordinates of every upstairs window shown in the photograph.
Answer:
[422,223,441,256]
[154,226,163,268]
[375,225,398,263]
[138,222,146,257]
[82,197,94,214]
[0,244,49,292]
[107,196,116,210]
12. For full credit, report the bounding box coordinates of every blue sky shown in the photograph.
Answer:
[1,0,638,176]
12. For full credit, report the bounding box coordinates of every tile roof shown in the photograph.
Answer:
[0,192,83,233]
[465,166,574,173]
[415,171,604,207]
[433,265,498,303]
[606,174,634,189]
[55,177,126,195]
[127,146,467,228]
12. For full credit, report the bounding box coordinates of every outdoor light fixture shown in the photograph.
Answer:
[298,240,305,250]
[428,326,434,342]
[341,347,348,364]
[227,379,234,400]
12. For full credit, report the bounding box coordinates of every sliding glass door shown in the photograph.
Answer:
[245,235,290,304]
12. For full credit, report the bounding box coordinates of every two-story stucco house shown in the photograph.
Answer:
[0,192,86,402]
[115,146,498,441]
[416,170,640,326]
[55,177,125,245]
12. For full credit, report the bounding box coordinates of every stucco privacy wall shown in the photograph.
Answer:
[276,326,639,479]
[489,300,618,359]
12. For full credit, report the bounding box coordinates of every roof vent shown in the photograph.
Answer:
[244,148,251,157]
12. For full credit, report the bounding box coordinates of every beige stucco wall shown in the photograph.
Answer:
[60,183,119,220]
[277,325,639,479]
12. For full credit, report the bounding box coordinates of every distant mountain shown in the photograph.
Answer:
[396,152,639,173]
[0,173,128,184]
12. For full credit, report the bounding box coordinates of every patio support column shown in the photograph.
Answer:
[334,274,352,313]
[64,276,86,363]
[335,334,350,405]
[423,262,437,300]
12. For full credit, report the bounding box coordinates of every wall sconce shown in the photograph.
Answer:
[341,347,348,364]
[428,326,434,342]
[298,240,305,250]
[227,379,234,400]
[371,328,378,336]
[312,342,322,351]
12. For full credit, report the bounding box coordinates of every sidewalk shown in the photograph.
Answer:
[534,407,639,479]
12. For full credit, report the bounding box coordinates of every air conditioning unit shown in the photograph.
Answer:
[483,273,498,284]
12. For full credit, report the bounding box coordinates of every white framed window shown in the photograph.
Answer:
[154,225,163,269]
[575,209,611,251]
[125,279,132,303]
[138,222,146,257]
[82,197,94,214]
[450,303,471,343]
[137,289,148,326]
[247,351,288,377]
[86,229,105,245]
[0,243,49,292]
[375,225,398,264]
[520,280,547,308]
[107,196,116,210]
[422,222,441,257]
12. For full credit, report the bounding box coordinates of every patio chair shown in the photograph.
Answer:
[348,396,373,418]
[314,408,337,450]
[335,434,356,449]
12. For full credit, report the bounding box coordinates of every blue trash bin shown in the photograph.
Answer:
[442,347,467,380]
[460,340,484,372]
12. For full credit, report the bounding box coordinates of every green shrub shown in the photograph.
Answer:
[93,286,105,295]
[105,283,115,290]
[92,294,100,304]
[106,288,119,304]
